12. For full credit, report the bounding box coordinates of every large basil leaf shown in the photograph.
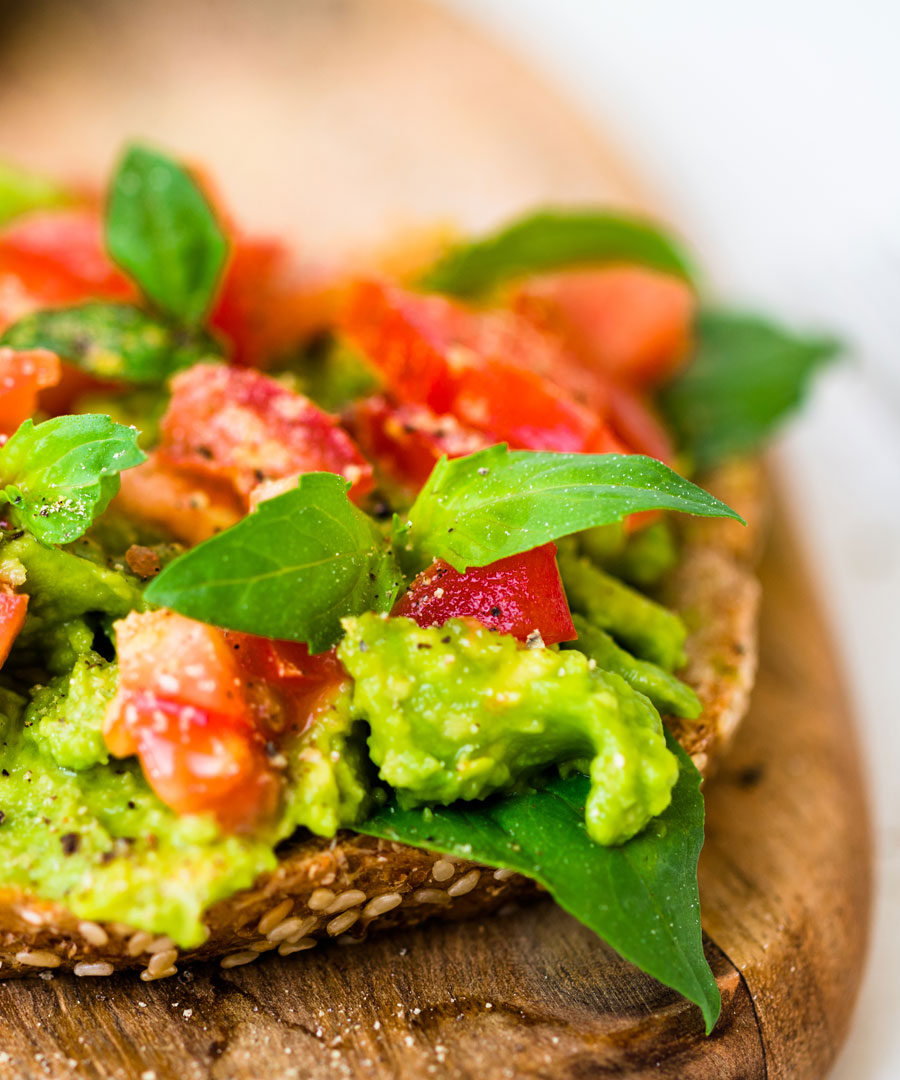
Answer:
[145,472,402,652]
[659,309,839,469]
[360,732,720,1033]
[0,302,220,384]
[106,144,228,324]
[420,209,694,298]
[400,444,742,572]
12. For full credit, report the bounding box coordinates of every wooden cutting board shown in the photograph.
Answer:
[0,1,871,1077]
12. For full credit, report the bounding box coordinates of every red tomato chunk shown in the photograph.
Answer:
[512,266,695,387]
[105,610,347,831]
[0,348,61,438]
[0,587,28,669]
[394,543,576,646]
[158,363,374,507]
[0,210,135,332]
[342,279,640,456]
[348,394,490,495]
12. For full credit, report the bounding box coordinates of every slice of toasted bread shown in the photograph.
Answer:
[0,462,764,980]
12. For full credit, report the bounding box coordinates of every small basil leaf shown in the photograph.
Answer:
[0,159,71,227]
[659,309,840,469]
[0,302,221,384]
[106,144,228,324]
[145,472,403,652]
[420,209,694,298]
[401,445,742,573]
[0,415,146,544]
[360,731,720,1034]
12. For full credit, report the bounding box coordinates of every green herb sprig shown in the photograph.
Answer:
[0,414,145,544]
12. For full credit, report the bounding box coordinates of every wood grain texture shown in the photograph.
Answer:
[0,0,870,1076]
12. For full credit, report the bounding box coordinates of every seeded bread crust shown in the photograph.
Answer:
[0,461,764,980]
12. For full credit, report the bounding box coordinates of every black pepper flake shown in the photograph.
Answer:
[1,769,8,777]
[416,643,432,650]
[60,832,81,855]
[127,800,136,810]
[0,810,5,825]
[440,636,451,644]
[490,606,502,618]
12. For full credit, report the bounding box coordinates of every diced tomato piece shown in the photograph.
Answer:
[211,236,347,368]
[0,348,61,437]
[348,394,490,494]
[105,611,349,830]
[450,354,605,453]
[513,266,695,387]
[105,611,279,830]
[226,634,348,733]
[110,609,254,726]
[114,451,243,546]
[0,587,28,669]
[158,363,374,506]
[604,383,674,464]
[111,692,280,832]
[0,210,135,331]
[341,280,612,453]
[394,542,576,646]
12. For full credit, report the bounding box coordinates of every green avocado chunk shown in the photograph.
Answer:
[339,614,679,846]
[558,548,688,671]
[564,615,700,720]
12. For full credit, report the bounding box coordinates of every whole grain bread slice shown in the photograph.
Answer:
[0,461,764,980]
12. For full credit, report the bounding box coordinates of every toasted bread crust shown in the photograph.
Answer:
[0,462,764,979]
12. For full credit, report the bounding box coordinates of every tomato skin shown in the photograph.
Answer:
[109,691,280,832]
[226,633,347,735]
[159,363,374,506]
[211,237,346,368]
[0,210,135,331]
[105,611,348,830]
[394,543,576,646]
[341,280,611,453]
[114,452,243,547]
[347,394,490,494]
[513,266,695,387]
[0,587,28,669]
[0,348,61,437]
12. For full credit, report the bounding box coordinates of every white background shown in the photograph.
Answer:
[440,2,900,1076]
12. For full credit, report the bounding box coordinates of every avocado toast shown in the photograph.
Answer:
[0,148,830,1030]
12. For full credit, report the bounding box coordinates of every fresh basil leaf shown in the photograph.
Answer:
[0,159,71,227]
[106,144,228,324]
[420,209,694,298]
[659,309,839,469]
[145,472,402,652]
[360,731,720,1033]
[400,445,742,572]
[0,302,221,384]
[0,415,146,544]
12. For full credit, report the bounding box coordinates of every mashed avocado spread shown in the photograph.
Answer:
[339,614,678,846]
[0,523,685,946]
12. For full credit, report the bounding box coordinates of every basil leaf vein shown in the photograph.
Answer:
[106,144,228,324]
[0,414,146,544]
[420,209,694,298]
[359,732,720,1033]
[659,309,840,469]
[145,472,402,652]
[401,445,743,572]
